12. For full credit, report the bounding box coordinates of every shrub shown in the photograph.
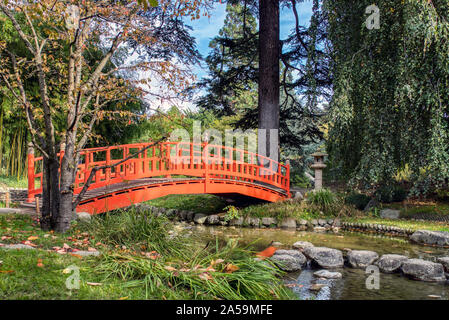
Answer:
[345,192,371,210]
[224,205,240,221]
[375,185,407,203]
[306,189,337,214]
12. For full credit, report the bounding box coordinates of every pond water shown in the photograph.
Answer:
[178,223,449,300]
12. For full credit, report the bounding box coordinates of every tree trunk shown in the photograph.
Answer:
[40,155,61,230]
[258,0,280,167]
[56,138,76,233]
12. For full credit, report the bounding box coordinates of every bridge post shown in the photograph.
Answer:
[204,142,209,193]
[105,148,111,181]
[26,142,35,203]
[165,143,171,179]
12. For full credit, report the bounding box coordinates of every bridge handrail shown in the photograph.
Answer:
[27,141,290,202]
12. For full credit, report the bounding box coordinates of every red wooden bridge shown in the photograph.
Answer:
[27,142,291,214]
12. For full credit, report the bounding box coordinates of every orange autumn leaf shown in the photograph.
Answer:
[70,253,83,259]
[0,270,14,273]
[225,263,239,273]
[37,259,44,267]
[28,236,39,241]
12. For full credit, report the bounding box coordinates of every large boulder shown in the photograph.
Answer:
[303,246,344,269]
[347,250,379,268]
[376,254,408,273]
[271,250,307,272]
[410,230,449,246]
[401,259,446,282]
[193,213,207,224]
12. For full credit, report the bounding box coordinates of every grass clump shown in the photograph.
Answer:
[80,209,295,300]
[306,189,337,213]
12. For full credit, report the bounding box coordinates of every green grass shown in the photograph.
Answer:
[0,212,295,300]
[0,249,143,299]
[145,194,228,214]
[0,174,27,189]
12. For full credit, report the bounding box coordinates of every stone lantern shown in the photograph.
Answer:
[310,150,327,190]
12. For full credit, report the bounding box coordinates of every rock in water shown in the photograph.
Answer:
[274,250,307,263]
[376,254,408,273]
[303,246,344,269]
[270,251,306,272]
[401,259,446,282]
[347,250,379,268]
[314,270,342,279]
[410,230,449,246]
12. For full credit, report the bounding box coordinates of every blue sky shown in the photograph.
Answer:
[187,1,315,79]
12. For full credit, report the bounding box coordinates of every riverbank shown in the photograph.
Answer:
[0,212,294,300]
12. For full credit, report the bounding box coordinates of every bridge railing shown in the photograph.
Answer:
[27,141,290,202]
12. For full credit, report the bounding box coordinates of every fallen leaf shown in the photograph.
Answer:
[37,262,44,268]
[86,282,102,286]
[70,253,83,259]
[198,272,213,281]
[1,236,12,240]
[211,259,224,265]
[119,296,129,300]
[0,270,14,273]
[22,241,37,247]
[28,236,39,241]
[164,266,177,272]
[225,263,239,273]
[87,247,97,252]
